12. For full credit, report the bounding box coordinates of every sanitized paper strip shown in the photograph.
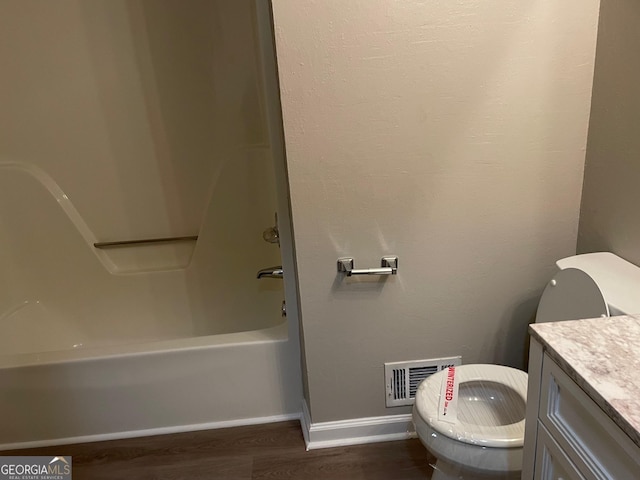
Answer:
[438,366,459,424]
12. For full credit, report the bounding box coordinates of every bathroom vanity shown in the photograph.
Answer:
[521,316,640,480]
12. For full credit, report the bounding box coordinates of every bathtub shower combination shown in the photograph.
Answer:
[0,1,300,449]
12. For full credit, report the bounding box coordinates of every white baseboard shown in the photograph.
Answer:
[4,403,416,452]
[300,400,416,450]
[0,413,301,451]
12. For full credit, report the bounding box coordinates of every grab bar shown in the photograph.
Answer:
[94,235,198,249]
[337,256,398,276]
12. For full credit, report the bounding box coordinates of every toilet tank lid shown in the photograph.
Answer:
[556,252,640,315]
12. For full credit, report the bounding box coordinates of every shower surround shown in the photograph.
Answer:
[0,0,301,448]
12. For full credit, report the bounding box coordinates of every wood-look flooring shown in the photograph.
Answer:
[4,421,435,479]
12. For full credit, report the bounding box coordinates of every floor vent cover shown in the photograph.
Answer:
[384,356,462,407]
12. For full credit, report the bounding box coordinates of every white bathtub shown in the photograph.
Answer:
[0,319,301,450]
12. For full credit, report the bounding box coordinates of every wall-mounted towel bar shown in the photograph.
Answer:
[337,256,398,276]
[94,235,198,249]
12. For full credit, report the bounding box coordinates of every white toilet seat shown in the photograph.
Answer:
[414,364,528,448]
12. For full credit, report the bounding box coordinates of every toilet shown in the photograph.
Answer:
[412,252,640,479]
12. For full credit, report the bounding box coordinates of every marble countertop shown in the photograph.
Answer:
[529,315,640,448]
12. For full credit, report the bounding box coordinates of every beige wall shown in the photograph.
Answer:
[272,0,600,422]
[578,0,640,265]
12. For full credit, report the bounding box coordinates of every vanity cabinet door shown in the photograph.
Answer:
[534,422,585,480]
[539,355,640,479]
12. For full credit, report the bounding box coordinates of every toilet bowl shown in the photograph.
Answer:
[414,365,527,479]
[412,252,640,479]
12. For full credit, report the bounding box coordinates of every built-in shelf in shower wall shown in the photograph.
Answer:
[0,162,198,274]
[99,241,198,273]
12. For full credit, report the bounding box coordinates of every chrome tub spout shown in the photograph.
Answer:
[256,266,284,279]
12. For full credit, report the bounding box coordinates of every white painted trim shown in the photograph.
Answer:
[301,399,416,450]
[300,399,312,448]
[0,413,301,451]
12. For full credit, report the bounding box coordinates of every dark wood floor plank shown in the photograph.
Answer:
[252,449,365,480]
[72,455,253,480]
[252,439,432,480]
[3,421,434,479]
